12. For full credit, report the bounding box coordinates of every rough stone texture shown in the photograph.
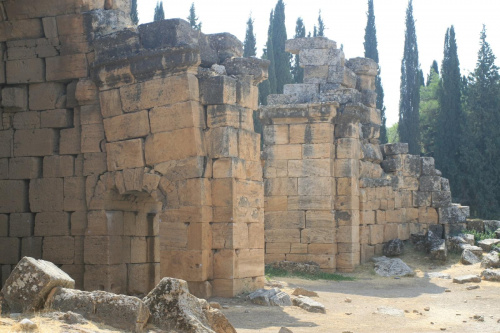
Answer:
[461,249,481,265]
[460,244,483,257]
[46,287,150,332]
[383,239,404,257]
[477,239,500,252]
[1,257,75,312]
[372,256,414,277]
[143,277,235,333]
[481,269,500,282]
[292,296,326,313]
[292,288,318,297]
[247,288,292,307]
[480,252,500,269]
[452,275,482,284]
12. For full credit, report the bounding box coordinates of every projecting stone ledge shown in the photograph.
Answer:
[259,102,338,125]
[285,37,337,54]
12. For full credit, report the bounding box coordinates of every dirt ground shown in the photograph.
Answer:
[1,248,499,333]
[215,249,500,333]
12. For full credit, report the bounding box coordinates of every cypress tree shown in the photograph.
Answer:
[420,68,440,156]
[130,0,139,25]
[243,16,257,57]
[363,0,387,143]
[187,3,202,30]
[460,26,500,217]
[426,60,439,86]
[313,26,317,37]
[398,0,421,155]
[436,26,462,196]
[292,17,306,83]
[153,1,164,21]
[272,0,292,94]
[317,10,325,37]
[258,10,277,105]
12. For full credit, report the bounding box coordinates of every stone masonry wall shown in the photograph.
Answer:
[260,37,470,272]
[0,0,268,298]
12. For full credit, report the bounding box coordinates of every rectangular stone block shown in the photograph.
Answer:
[0,19,44,42]
[59,128,81,155]
[34,211,69,236]
[145,128,204,165]
[84,236,123,265]
[0,131,13,158]
[43,155,74,178]
[298,177,332,196]
[289,123,333,144]
[236,77,258,110]
[337,226,360,244]
[103,110,150,142]
[328,66,357,88]
[106,139,145,171]
[235,249,264,279]
[301,228,335,244]
[288,159,331,177]
[0,237,20,264]
[64,177,86,211]
[288,196,331,210]
[303,143,334,159]
[206,127,238,159]
[336,252,360,272]
[40,109,73,128]
[306,211,334,229]
[238,130,260,161]
[99,89,123,118]
[0,215,8,236]
[14,129,57,156]
[263,125,289,145]
[265,211,305,230]
[4,0,102,20]
[263,159,288,178]
[2,86,28,111]
[161,249,212,281]
[21,237,42,259]
[120,74,199,113]
[178,178,212,207]
[9,157,41,179]
[154,156,205,181]
[336,210,360,227]
[43,236,74,264]
[264,178,297,197]
[264,144,302,160]
[6,58,45,84]
[334,158,359,178]
[29,83,65,110]
[46,54,88,81]
[265,229,300,243]
[304,65,329,84]
[336,138,360,159]
[0,180,28,213]
[199,75,236,105]
[81,124,104,153]
[150,101,204,133]
[29,178,63,212]
[12,111,40,129]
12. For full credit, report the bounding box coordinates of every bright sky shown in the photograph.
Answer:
[137,0,500,126]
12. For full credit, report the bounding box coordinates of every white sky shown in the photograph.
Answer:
[137,0,500,126]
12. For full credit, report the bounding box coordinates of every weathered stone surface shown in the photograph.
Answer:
[46,287,150,332]
[1,257,75,313]
[285,37,337,54]
[372,256,414,277]
[483,220,500,233]
[452,275,481,284]
[266,261,321,275]
[381,143,408,156]
[223,57,269,85]
[144,277,233,333]
[292,296,326,313]
[481,269,500,282]
[461,249,481,265]
[376,306,405,317]
[460,244,483,257]
[208,33,243,63]
[292,288,318,297]
[247,288,292,307]
[477,239,500,252]
[429,239,447,261]
[346,57,378,76]
[383,238,404,257]
[480,252,500,269]
[203,307,237,333]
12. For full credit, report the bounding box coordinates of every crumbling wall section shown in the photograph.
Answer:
[260,37,469,272]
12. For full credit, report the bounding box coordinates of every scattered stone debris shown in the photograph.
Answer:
[265,280,287,289]
[424,307,430,311]
[291,288,318,297]
[477,239,500,252]
[247,288,292,307]
[445,289,451,292]
[18,318,37,331]
[210,302,222,310]
[383,238,404,257]
[376,307,405,317]
[1,257,75,313]
[453,275,482,284]
[292,296,326,314]
[344,298,352,303]
[448,236,468,252]
[473,315,484,322]
[460,244,483,257]
[481,269,500,282]
[426,272,451,279]
[58,311,88,325]
[466,285,480,290]
[279,327,294,333]
[267,261,321,275]
[461,249,481,265]
[480,252,500,268]
[372,256,415,277]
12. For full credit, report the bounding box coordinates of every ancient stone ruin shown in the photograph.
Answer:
[0,0,470,298]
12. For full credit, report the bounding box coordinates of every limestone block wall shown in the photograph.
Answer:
[261,37,469,272]
[0,0,267,298]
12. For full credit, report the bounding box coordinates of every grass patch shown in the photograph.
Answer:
[265,266,355,281]
[463,230,496,243]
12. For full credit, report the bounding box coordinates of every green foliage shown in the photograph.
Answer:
[317,10,325,37]
[292,17,306,83]
[243,16,257,57]
[398,0,421,155]
[419,69,440,155]
[187,3,201,30]
[387,123,399,143]
[258,10,276,106]
[364,0,387,143]
[463,230,496,243]
[427,60,439,85]
[153,1,164,21]
[271,0,292,94]
[130,0,139,25]
[459,26,500,218]
[265,266,354,281]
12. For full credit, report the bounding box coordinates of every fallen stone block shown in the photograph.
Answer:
[1,257,75,313]
[477,239,500,252]
[46,287,149,333]
[279,328,294,333]
[383,238,404,257]
[429,239,447,261]
[247,288,292,307]
[452,275,481,284]
[144,277,235,333]
[266,261,321,275]
[376,306,405,317]
[495,228,500,239]
[483,220,500,233]
[460,244,483,257]
[292,295,326,314]
[461,249,481,265]
[480,252,500,269]
[372,256,414,277]
[425,272,451,279]
[481,269,500,282]
[291,288,318,297]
